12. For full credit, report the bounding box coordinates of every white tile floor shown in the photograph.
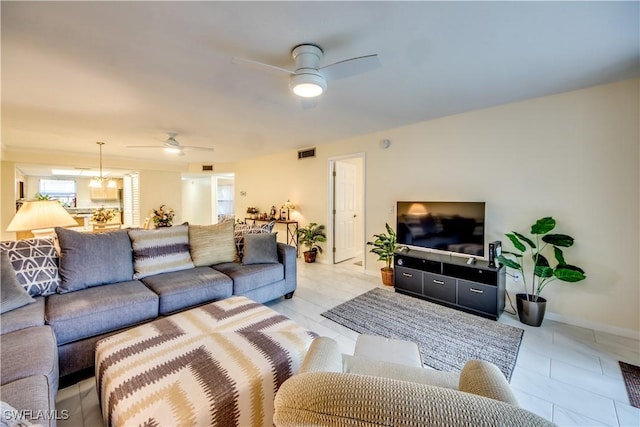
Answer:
[57,258,640,426]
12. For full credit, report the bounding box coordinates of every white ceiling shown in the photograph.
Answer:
[2,1,638,166]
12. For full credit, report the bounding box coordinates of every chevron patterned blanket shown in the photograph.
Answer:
[96,296,317,427]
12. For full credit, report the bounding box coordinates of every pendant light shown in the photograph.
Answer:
[89,141,117,188]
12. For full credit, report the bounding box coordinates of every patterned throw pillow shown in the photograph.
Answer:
[1,251,35,313]
[189,221,237,266]
[233,221,275,259]
[0,237,61,296]
[127,224,194,279]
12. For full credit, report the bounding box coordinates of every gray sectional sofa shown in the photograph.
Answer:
[0,221,296,426]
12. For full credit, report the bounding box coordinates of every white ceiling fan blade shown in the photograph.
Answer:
[231,57,295,76]
[126,145,164,149]
[320,54,380,81]
[183,146,214,152]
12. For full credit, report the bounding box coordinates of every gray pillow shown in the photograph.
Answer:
[242,233,278,265]
[1,251,35,314]
[56,227,134,293]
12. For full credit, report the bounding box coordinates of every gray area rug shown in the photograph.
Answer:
[321,288,523,380]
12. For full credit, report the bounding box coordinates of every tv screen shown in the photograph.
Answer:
[396,201,485,257]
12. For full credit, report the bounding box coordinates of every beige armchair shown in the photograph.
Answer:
[274,337,555,427]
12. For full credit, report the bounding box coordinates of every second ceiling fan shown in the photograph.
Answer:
[233,44,381,99]
[127,133,214,156]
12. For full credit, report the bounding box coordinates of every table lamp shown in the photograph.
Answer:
[282,200,295,221]
[7,200,78,238]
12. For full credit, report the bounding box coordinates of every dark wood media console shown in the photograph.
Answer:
[394,249,506,320]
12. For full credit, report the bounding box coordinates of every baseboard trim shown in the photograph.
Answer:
[545,311,640,340]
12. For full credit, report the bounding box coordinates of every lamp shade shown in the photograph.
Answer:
[6,200,78,232]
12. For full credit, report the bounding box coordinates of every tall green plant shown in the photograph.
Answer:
[366,223,398,270]
[297,222,327,253]
[496,217,586,301]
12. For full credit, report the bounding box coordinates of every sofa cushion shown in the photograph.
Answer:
[0,326,58,400]
[0,297,45,335]
[0,238,60,296]
[242,233,279,265]
[1,376,56,427]
[213,262,284,295]
[141,267,233,315]
[233,221,275,259]
[128,224,194,279]
[55,227,134,293]
[1,251,35,314]
[189,221,237,266]
[46,280,159,345]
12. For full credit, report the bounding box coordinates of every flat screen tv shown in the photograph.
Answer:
[396,201,485,257]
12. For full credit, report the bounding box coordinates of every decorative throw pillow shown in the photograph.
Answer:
[242,233,279,265]
[234,221,275,259]
[1,251,35,314]
[55,227,134,293]
[128,224,194,279]
[189,221,237,266]
[0,237,60,296]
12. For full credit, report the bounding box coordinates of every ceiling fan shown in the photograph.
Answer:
[126,132,214,156]
[232,44,381,100]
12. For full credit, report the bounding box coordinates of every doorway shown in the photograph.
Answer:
[329,154,365,267]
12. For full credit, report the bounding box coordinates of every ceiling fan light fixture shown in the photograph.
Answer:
[164,146,182,154]
[290,73,326,98]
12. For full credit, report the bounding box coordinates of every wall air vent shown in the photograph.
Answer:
[298,148,316,159]
[202,165,214,172]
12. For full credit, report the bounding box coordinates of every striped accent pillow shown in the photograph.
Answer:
[189,221,237,266]
[128,224,194,279]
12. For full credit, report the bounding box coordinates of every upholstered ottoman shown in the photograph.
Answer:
[95,296,316,427]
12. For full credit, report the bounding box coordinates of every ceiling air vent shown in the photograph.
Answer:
[298,148,316,159]
[202,165,214,172]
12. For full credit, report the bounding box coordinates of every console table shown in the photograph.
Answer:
[245,218,299,256]
[394,249,506,320]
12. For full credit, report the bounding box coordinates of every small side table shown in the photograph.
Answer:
[245,218,299,257]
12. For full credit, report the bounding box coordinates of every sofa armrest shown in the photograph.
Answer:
[459,359,519,405]
[274,372,556,427]
[300,337,343,374]
[277,243,297,293]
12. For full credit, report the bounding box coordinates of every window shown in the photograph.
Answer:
[38,179,76,207]
[123,174,140,227]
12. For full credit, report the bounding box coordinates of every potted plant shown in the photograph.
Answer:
[496,216,586,327]
[91,206,116,224]
[367,223,398,286]
[297,222,326,263]
[152,205,175,228]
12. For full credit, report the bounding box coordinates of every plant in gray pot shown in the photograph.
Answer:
[496,217,586,327]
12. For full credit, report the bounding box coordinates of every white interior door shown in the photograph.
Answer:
[334,160,357,263]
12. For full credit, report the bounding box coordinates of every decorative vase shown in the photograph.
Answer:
[516,293,547,327]
[381,267,394,286]
[157,223,172,228]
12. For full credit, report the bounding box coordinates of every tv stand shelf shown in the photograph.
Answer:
[394,249,506,320]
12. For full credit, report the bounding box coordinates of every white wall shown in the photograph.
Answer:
[138,170,183,225]
[182,176,213,225]
[234,79,639,335]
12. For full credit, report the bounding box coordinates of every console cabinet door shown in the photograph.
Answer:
[457,280,497,316]
[395,266,422,295]
[423,272,456,303]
